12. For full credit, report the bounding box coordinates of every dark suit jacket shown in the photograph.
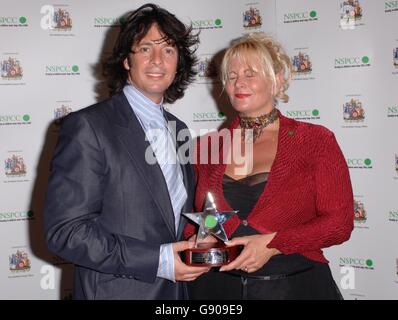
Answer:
[44,92,195,299]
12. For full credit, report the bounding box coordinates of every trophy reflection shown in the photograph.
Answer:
[182,192,243,266]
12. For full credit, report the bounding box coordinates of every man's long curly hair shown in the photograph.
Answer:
[103,3,199,104]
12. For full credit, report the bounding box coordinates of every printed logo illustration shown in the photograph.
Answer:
[343,98,365,122]
[354,199,367,223]
[5,154,27,177]
[54,104,72,122]
[197,56,218,80]
[52,8,72,30]
[1,57,23,80]
[291,52,312,74]
[243,7,262,29]
[340,0,363,29]
[9,250,31,272]
[395,154,398,173]
[396,258,398,276]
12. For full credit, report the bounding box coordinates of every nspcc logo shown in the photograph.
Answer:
[243,7,262,29]
[346,158,372,169]
[1,56,23,80]
[339,257,374,270]
[193,112,226,123]
[385,1,398,13]
[285,109,320,120]
[45,65,80,76]
[0,16,28,27]
[283,10,318,23]
[192,18,222,30]
[389,210,398,222]
[0,210,34,223]
[94,17,121,28]
[335,56,370,68]
[387,106,398,117]
[0,114,31,126]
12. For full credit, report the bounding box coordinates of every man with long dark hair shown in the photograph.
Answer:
[44,4,208,299]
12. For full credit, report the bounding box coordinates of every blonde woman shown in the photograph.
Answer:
[184,33,353,300]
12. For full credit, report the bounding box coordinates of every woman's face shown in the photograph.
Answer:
[225,54,276,117]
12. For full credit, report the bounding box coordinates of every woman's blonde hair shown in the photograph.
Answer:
[221,32,292,103]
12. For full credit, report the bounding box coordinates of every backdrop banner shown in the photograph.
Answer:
[0,0,397,299]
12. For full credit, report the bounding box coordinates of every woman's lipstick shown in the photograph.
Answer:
[234,93,251,99]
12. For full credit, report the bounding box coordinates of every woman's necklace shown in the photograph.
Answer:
[239,108,278,142]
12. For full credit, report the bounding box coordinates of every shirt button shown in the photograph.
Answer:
[242,220,248,226]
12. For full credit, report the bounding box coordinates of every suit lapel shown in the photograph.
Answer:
[110,93,176,237]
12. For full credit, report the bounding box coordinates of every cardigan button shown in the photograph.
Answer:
[242,219,248,226]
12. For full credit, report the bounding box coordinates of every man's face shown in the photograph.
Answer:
[123,24,178,104]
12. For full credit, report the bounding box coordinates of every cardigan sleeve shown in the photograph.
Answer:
[267,130,354,254]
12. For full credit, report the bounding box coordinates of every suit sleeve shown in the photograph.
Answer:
[267,131,354,254]
[44,112,160,283]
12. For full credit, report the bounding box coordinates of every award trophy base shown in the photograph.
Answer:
[183,242,243,267]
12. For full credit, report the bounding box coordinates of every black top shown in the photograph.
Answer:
[222,173,315,277]
[222,172,268,237]
[187,173,342,299]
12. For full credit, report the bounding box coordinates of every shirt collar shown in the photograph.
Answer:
[123,82,164,113]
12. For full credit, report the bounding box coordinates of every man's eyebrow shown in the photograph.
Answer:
[136,41,154,46]
[137,39,174,46]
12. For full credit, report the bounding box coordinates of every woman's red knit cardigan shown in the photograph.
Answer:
[184,112,354,263]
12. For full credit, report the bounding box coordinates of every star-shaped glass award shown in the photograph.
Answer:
[182,192,243,266]
[183,192,237,243]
